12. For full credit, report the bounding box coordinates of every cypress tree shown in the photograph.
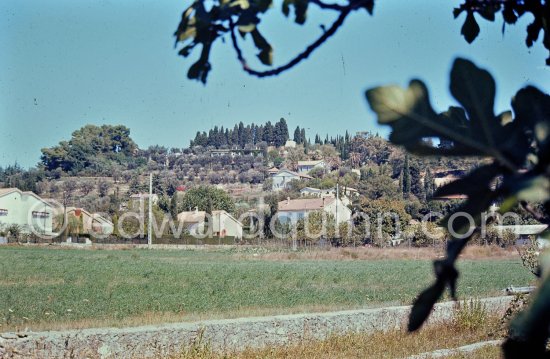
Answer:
[293,126,301,143]
[424,167,434,200]
[279,118,289,141]
[403,154,411,198]
[170,192,178,220]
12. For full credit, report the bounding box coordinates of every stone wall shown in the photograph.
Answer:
[0,296,512,359]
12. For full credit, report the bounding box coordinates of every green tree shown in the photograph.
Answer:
[402,154,411,198]
[424,167,434,201]
[170,192,179,220]
[293,126,302,144]
[295,211,336,245]
[40,124,138,174]
[273,118,289,147]
[409,162,424,201]
[359,198,411,246]
[358,172,400,200]
[180,186,235,213]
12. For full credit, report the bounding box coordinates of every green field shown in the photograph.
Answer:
[0,246,534,331]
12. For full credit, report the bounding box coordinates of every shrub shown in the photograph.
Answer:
[453,298,488,332]
[478,226,517,247]
[403,222,446,247]
[7,224,22,239]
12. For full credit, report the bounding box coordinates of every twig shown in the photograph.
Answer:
[309,0,348,11]
[229,6,352,78]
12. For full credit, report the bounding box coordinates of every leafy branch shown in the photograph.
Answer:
[454,0,550,65]
[175,0,549,84]
[173,0,375,83]
[366,57,550,356]
[228,6,351,78]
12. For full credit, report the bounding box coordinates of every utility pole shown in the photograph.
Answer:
[148,173,153,248]
[336,183,339,225]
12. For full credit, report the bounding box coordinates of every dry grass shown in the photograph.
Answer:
[7,303,407,332]
[231,245,519,262]
[3,243,519,260]
[169,315,502,359]
[444,344,501,358]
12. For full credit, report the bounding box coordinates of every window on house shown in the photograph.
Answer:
[0,209,7,216]
[32,211,50,218]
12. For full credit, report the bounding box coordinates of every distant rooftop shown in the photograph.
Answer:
[278,197,336,211]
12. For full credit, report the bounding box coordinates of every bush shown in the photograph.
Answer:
[477,226,517,247]
[403,221,446,247]
[7,224,22,239]
[453,298,488,332]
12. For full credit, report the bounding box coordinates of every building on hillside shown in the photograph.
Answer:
[433,176,460,189]
[129,193,159,208]
[277,197,351,225]
[297,160,326,174]
[300,187,335,198]
[284,140,296,148]
[271,169,312,191]
[432,194,468,201]
[64,207,113,236]
[209,148,263,158]
[341,187,359,198]
[267,167,279,176]
[493,224,548,241]
[0,188,55,235]
[177,209,243,239]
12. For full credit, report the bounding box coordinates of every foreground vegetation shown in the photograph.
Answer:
[0,246,532,332]
[173,309,502,359]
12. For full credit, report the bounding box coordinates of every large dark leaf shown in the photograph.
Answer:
[280,0,308,24]
[365,80,456,149]
[450,58,501,146]
[408,281,445,332]
[461,12,480,43]
[251,28,273,66]
[512,86,550,166]
[435,163,500,198]
[408,259,459,332]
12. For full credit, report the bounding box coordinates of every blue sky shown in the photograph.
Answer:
[1,0,548,168]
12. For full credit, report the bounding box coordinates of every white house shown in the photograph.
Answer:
[300,187,336,198]
[177,209,243,239]
[493,224,548,246]
[341,187,359,198]
[277,197,351,225]
[297,160,326,174]
[271,169,312,191]
[284,140,297,148]
[129,193,159,209]
[433,176,460,189]
[63,207,114,236]
[267,167,279,176]
[0,188,55,235]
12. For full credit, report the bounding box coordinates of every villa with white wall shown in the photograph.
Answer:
[0,188,55,235]
[277,197,351,225]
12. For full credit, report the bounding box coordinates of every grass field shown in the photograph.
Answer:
[0,245,534,331]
